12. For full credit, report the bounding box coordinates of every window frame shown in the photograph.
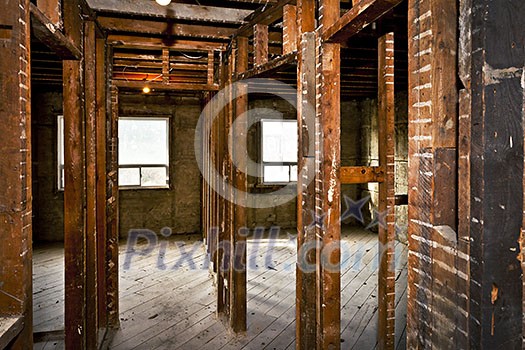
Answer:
[260,118,298,185]
[117,116,171,190]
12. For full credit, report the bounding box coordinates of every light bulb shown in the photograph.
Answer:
[155,0,171,6]
[143,86,151,94]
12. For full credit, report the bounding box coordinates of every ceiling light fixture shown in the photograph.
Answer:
[155,0,171,6]
[142,86,151,94]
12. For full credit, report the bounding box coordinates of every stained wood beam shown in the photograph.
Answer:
[282,5,297,54]
[113,80,219,91]
[107,35,227,51]
[237,0,296,37]
[377,31,396,350]
[36,0,61,27]
[0,317,24,349]
[87,0,252,24]
[97,16,236,40]
[321,0,403,43]
[254,23,269,65]
[340,166,384,183]
[235,52,297,81]
[30,3,81,60]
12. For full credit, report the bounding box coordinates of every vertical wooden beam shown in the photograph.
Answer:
[317,0,341,348]
[296,32,318,350]
[95,35,108,328]
[297,0,315,33]
[468,1,525,347]
[0,0,33,347]
[377,32,395,350]
[283,5,297,54]
[63,0,86,346]
[230,36,249,333]
[253,23,268,65]
[106,84,120,328]
[162,48,170,84]
[84,20,98,348]
[207,50,214,86]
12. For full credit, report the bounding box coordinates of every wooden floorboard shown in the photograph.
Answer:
[33,226,408,349]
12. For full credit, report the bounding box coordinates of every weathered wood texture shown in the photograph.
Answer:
[36,0,61,28]
[30,3,81,60]
[406,0,470,348]
[106,84,120,329]
[96,36,108,328]
[0,0,33,347]
[296,32,318,350]
[230,36,249,333]
[254,24,269,66]
[237,0,296,37]
[63,0,87,346]
[316,0,341,348]
[282,5,297,54]
[468,1,525,348]
[340,166,384,184]
[322,0,404,43]
[377,32,395,350]
[84,20,99,348]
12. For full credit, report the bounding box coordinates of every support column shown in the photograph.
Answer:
[0,0,33,347]
[377,32,396,350]
[63,0,86,346]
[230,36,249,333]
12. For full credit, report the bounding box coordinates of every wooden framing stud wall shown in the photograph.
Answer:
[0,0,33,346]
[377,32,396,350]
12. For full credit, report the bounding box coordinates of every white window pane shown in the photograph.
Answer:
[264,165,290,183]
[262,120,297,163]
[141,167,168,187]
[119,168,141,186]
[290,165,298,182]
[119,118,168,165]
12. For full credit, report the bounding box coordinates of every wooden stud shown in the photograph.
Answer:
[282,5,297,54]
[340,166,385,184]
[84,20,98,348]
[106,84,120,328]
[317,0,341,348]
[377,32,395,350]
[254,23,269,66]
[36,0,61,27]
[230,36,249,333]
[236,0,296,37]
[207,51,215,86]
[468,1,525,347]
[162,48,170,84]
[296,32,318,350]
[0,0,33,347]
[63,0,86,346]
[95,35,108,328]
[297,0,315,34]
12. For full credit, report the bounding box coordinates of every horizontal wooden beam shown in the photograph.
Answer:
[322,0,403,43]
[235,52,297,80]
[97,16,236,40]
[113,80,219,91]
[0,317,24,350]
[237,0,296,37]
[87,0,252,24]
[340,166,384,184]
[107,35,227,51]
[30,3,82,60]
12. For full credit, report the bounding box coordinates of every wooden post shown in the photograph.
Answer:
[63,0,86,346]
[317,0,341,348]
[468,1,525,348]
[106,84,120,328]
[95,35,108,328]
[36,0,61,28]
[84,20,98,348]
[207,50,215,86]
[296,32,318,350]
[230,36,249,333]
[283,5,297,54]
[162,48,170,84]
[0,0,33,347]
[377,32,396,350]
[254,23,268,65]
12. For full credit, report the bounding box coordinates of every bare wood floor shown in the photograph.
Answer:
[33,226,407,349]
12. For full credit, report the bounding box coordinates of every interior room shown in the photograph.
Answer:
[0,0,524,349]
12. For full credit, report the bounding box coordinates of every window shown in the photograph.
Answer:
[57,116,170,190]
[118,117,170,188]
[261,119,298,183]
[57,115,65,190]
